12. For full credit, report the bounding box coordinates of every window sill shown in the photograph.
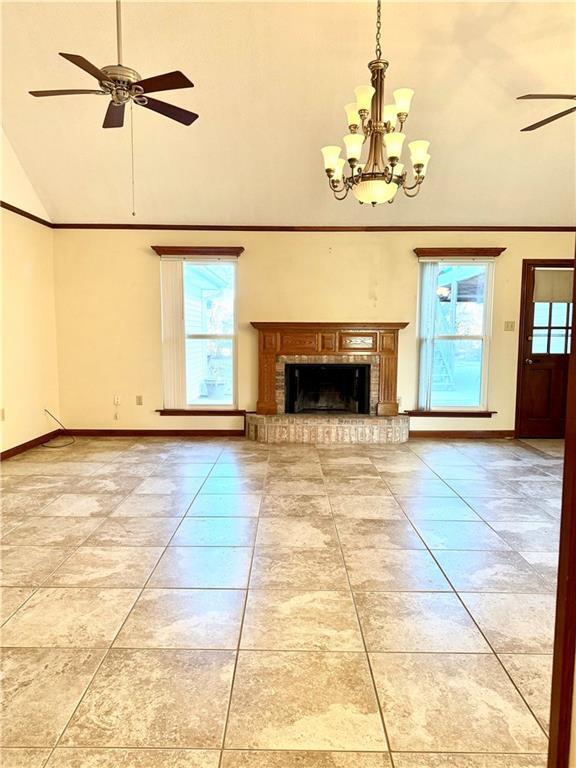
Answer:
[156,409,246,416]
[404,410,496,418]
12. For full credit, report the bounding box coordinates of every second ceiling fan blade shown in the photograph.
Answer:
[139,96,199,125]
[59,53,108,82]
[518,94,576,100]
[103,102,126,128]
[134,71,194,94]
[521,106,576,131]
[29,89,106,97]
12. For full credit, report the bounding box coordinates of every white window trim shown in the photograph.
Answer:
[160,256,238,410]
[417,257,495,412]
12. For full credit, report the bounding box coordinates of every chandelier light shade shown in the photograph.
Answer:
[321,0,430,206]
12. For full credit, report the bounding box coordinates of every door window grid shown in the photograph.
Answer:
[532,302,573,355]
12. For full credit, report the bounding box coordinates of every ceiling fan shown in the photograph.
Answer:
[517,94,576,132]
[29,0,198,129]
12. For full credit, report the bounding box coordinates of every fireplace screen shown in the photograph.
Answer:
[285,363,370,414]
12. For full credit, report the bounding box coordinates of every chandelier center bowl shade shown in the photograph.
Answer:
[321,0,430,206]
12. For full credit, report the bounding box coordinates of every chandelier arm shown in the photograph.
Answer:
[332,186,350,201]
[402,183,423,198]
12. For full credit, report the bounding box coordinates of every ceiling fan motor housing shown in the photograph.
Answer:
[100,64,145,105]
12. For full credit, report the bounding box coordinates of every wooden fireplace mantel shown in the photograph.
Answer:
[251,321,409,416]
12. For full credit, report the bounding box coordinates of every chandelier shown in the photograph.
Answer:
[321,0,430,206]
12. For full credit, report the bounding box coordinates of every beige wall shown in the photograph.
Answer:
[53,228,575,432]
[1,209,60,451]
[1,130,50,222]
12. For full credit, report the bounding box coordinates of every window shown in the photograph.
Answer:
[418,260,494,410]
[160,255,237,409]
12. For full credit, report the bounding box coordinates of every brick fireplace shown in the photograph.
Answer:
[246,322,410,444]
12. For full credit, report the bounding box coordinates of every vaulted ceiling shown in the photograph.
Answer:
[2,1,575,225]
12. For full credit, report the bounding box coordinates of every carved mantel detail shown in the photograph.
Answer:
[251,322,409,417]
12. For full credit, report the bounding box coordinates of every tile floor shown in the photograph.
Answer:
[0,435,563,767]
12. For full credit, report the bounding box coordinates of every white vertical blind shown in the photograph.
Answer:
[160,260,186,408]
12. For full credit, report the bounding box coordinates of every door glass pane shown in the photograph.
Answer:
[551,302,569,327]
[533,302,550,326]
[532,330,548,354]
[185,338,234,405]
[430,339,483,408]
[435,264,486,335]
[550,329,568,354]
[184,263,235,335]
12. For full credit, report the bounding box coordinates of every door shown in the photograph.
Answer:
[516,260,574,438]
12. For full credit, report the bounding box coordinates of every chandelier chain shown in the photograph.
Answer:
[375,0,382,59]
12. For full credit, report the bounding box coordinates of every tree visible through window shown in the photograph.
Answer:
[183,262,236,406]
[418,261,493,409]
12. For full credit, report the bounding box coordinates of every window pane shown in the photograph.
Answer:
[185,338,233,405]
[532,330,548,354]
[550,329,568,354]
[430,339,483,408]
[551,302,569,327]
[435,264,486,335]
[533,302,550,327]
[184,263,235,335]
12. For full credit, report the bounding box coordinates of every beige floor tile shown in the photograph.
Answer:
[328,496,405,520]
[461,593,556,653]
[210,463,267,477]
[322,464,380,479]
[344,548,451,591]
[336,519,424,551]
[115,588,244,649]
[433,550,551,592]
[385,478,457,497]
[60,649,235,748]
[1,518,104,547]
[265,478,327,496]
[0,547,72,586]
[323,478,391,497]
[356,592,489,652]
[505,480,563,499]
[259,496,331,518]
[73,478,143,495]
[110,494,193,517]
[256,518,338,549]
[45,749,220,767]
[170,517,257,547]
[463,498,557,523]
[241,590,363,651]
[489,521,560,552]
[396,497,480,521]
[221,753,392,767]
[83,518,180,547]
[133,478,205,496]
[91,462,162,478]
[0,493,61,517]
[0,748,52,768]
[1,648,104,746]
[153,463,214,478]
[0,588,34,623]
[7,477,81,494]
[1,588,138,647]
[45,547,163,588]
[200,478,264,495]
[1,463,103,477]
[0,518,25,536]
[392,755,547,767]
[38,495,126,517]
[499,654,553,732]
[225,651,387,751]
[413,521,510,551]
[188,495,262,517]
[370,652,547,753]
[250,548,348,590]
[520,551,559,584]
[149,547,252,588]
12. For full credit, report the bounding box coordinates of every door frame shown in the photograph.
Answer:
[514,258,574,438]
[548,248,576,768]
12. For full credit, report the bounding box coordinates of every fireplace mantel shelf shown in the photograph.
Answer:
[251,320,409,418]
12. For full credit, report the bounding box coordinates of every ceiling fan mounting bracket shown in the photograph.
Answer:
[100,64,141,85]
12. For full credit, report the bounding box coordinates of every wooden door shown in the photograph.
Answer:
[516,260,574,438]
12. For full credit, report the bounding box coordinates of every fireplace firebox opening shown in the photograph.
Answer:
[285,363,370,414]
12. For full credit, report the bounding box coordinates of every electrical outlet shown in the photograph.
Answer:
[504,320,516,331]
[113,395,120,405]
[113,412,119,420]
[136,395,143,406]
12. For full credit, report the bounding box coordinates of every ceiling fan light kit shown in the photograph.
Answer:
[321,0,431,207]
[29,0,199,129]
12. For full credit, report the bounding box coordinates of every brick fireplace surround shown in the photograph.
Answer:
[246,322,410,444]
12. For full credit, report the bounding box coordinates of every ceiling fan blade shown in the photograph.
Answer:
[139,96,199,125]
[521,106,576,131]
[103,101,125,128]
[29,89,106,97]
[59,53,107,82]
[134,71,194,94]
[518,94,576,100]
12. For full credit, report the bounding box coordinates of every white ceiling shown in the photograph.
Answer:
[2,1,575,225]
